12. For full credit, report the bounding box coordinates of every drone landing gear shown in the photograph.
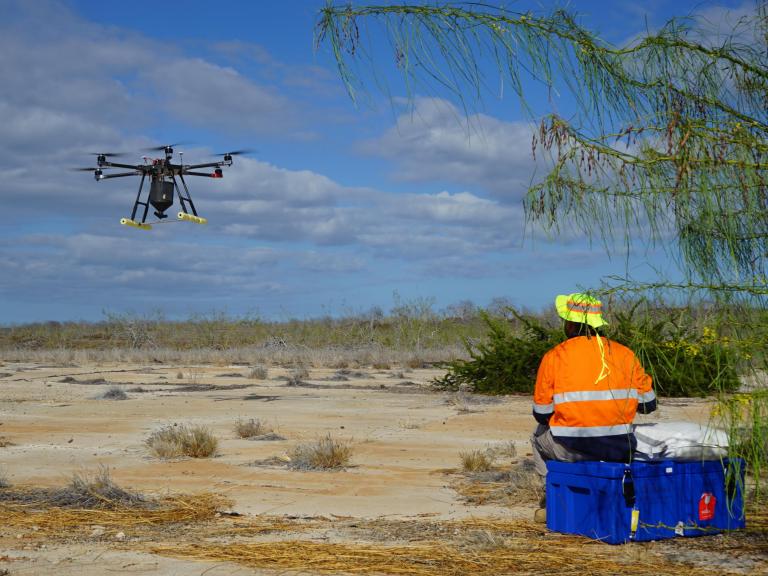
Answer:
[120,218,152,230]
[177,212,207,224]
[119,168,210,230]
[174,174,206,225]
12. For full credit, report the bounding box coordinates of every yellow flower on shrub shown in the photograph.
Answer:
[684,343,700,357]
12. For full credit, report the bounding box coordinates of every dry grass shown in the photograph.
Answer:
[453,458,543,506]
[1,492,224,534]
[458,528,508,551]
[1,471,765,576]
[486,441,517,460]
[0,466,149,510]
[150,534,733,576]
[0,344,467,369]
[101,385,128,400]
[247,365,268,379]
[145,424,219,459]
[234,418,271,439]
[459,449,495,473]
[288,435,352,470]
[286,365,310,386]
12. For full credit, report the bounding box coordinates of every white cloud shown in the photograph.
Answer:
[211,156,526,257]
[359,97,540,199]
[146,58,300,135]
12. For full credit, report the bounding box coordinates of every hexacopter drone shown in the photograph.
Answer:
[77,144,246,230]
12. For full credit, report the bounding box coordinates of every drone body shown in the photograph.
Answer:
[78,145,245,230]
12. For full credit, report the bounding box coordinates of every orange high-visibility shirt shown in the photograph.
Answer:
[533,336,654,439]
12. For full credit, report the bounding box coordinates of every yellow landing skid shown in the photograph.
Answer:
[120,218,152,230]
[177,212,207,224]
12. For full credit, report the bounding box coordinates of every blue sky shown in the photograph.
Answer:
[0,0,754,323]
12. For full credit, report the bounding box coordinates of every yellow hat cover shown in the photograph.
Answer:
[555,293,607,329]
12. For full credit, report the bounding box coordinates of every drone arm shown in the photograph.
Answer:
[183,171,223,178]
[183,161,228,170]
[99,160,143,170]
[99,171,141,179]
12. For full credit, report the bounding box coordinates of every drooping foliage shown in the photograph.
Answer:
[316,2,768,293]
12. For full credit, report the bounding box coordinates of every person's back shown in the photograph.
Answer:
[534,334,656,462]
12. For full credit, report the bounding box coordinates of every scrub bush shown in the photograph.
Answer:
[433,311,561,395]
[146,424,218,459]
[234,418,270,439]
[610,303,741,397]
[434,303,742,398]
[288,435,352,470]
[459,449,495,473]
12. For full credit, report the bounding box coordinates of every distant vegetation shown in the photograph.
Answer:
[0,301,491,350]
[1,298,764,399]
[0,297,506,366]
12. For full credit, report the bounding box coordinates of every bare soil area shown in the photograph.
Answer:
[0,362,764,575]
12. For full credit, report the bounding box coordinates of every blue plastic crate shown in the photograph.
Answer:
[678,459,745,536]
[545,458,745,544]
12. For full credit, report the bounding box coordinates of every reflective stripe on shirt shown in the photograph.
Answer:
[533,402,554,414]
[639,390,656,403]
[553,389,638,404]
[550,423,633,437]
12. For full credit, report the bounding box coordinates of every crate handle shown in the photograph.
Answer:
[622,469,636,507]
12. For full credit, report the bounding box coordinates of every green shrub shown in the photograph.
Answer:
[434,302,741,398]
[610,303,741,397]
[433,310,561,395]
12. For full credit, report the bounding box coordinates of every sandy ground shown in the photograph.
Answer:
[0,361,739,575]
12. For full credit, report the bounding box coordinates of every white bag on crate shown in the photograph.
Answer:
[634,421,729,461]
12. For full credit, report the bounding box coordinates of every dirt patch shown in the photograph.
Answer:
[247,432,286,441]
[169,383,252,393]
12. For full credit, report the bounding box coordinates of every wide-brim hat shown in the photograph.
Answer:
[555,293,607,329]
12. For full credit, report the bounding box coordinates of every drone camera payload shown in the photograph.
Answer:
[77,145,247,229]
[150,180,175,216]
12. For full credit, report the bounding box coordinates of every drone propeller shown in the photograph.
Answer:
[144,142,189,152]
[73,167,102,171]
[88,152,124,157]
[214,149,252,156]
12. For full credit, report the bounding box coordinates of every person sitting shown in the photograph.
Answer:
[531,293,657,521]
